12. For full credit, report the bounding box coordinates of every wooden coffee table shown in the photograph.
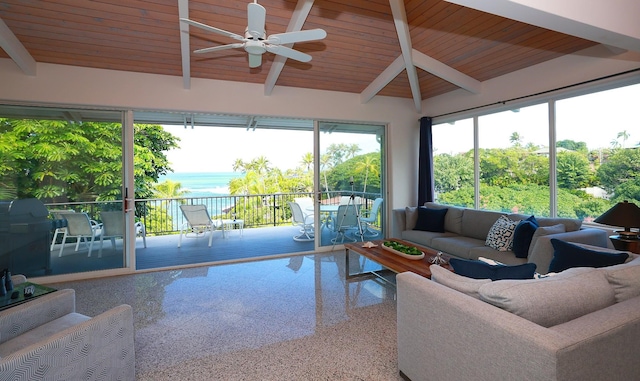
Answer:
[344,238,452,282]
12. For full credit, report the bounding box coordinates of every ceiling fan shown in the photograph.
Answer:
[180,1,327,68]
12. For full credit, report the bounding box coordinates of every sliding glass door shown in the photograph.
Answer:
[316,122,386,249]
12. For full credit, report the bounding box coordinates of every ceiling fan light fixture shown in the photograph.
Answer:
[244,40,267,55]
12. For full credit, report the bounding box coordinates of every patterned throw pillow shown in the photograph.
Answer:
[485,215,518,251]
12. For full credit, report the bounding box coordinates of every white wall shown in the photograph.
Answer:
[0,58,422,210]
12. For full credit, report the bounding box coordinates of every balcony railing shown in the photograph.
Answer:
[45,191,381,236]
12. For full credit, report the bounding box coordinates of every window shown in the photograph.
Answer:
[432,81,640,220]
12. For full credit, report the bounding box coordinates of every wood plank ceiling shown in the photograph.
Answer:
[0,0,598,105]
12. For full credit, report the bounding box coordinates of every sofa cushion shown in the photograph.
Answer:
[527,223,566,258]
[430,236,485,259]
[603,256,640,302]
[450,258,537,280]
[414,206,447,232]
[405,207,419,230]
[461,209,504,240]
[512,215,539,258]
[537,217,582,232]
[485,215,518,251]
[430,264,491,299]
[425,202,463,234]
[0,312,90,357]
[401,230,456,247]
[549,239,629,273]
[478,267,616,327]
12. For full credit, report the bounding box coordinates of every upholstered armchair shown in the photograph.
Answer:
[0,277,135,380]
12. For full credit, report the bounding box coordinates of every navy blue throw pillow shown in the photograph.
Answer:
[512,215,539,258]
[549,239,629,273]
[413,206,448,233]
[449,258,537,280]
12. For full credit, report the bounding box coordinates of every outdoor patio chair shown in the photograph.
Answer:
[359,197,383,237]
[178,204,222,247]
[331,204,360,243]
[58,212,103,257]
[99,211,147,256]
[50,209,74,251]
[294,197,315,217]
[288,201,315,242]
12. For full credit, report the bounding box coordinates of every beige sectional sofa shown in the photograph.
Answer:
[397,256,640,381]
[391,202,609,274]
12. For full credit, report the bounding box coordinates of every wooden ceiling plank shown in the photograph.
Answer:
[360,55,405,103]
[388,0,421,111]
[412,49,480,94]
[0,17,36,75]
[265,0,315,96]
[446,0,640,52]
[178,0,190,89]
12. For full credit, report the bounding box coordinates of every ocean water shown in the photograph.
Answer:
[158,172,241,197]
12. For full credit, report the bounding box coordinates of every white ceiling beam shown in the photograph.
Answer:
[360,55,405,103]
[412,49,482,94]
[389,0,421,113]
[0,17,36,76]
[446,0,640,52]
[178,0,191,90]
[265,0,315,96]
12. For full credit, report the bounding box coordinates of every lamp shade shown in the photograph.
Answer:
[594,200,640,237]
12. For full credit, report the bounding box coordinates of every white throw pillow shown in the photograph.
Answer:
[485,215,518,251]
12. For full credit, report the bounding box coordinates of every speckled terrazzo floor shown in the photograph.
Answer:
[50,251,403,380]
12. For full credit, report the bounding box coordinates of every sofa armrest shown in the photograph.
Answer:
[397,272,567,381]
[0,304,135,381]
[391,208,407,238]
[528,228,609,274]
[0,289,76,345]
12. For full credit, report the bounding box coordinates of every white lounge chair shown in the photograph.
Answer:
[178,204,222,247]
[99,211,147,256]
[58,212,102,257]
[359,197,383,237]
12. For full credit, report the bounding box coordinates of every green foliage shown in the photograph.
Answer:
[479,147,548,187]
[433,153,473,193]
[611,179,640,205]
[0,119,178,214]
[557,140,588,153]
[326,152,381,196]
[557,151,591,189]
[597,148,640,193]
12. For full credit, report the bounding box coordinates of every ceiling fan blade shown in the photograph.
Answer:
[180,18,244,41]
[247,2,266,40]
[266,29,327,45]
[194,43,244,54]
[248,53,262,68]
[265,45,312,63]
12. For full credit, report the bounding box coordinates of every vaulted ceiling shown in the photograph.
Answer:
[1,1,639,113]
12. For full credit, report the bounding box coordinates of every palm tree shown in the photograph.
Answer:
[509,132,522,147]
[346,144,361,159]
[251,156,271,175]
[153,180,188,201]
[617,130,630,148]
[320,153,332,194]
[354,155,379,194]
[232,158,246,172]
[300,152,313,173]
